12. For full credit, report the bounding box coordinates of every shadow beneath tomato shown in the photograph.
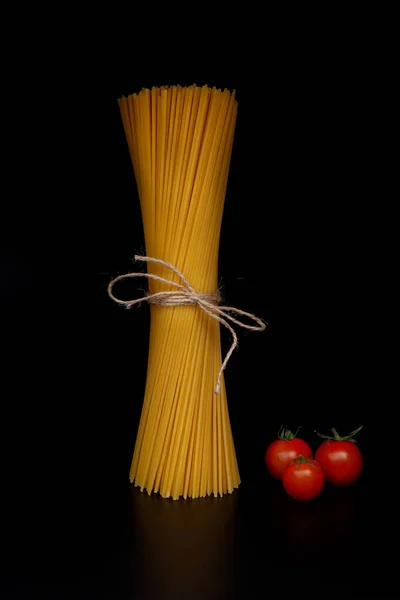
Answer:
[239,479,365,592]
[265,487,360,566]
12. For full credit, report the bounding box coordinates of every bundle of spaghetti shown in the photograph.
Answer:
[117,84,240,499]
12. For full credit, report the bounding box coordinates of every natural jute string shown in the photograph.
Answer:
[108,256,266,394]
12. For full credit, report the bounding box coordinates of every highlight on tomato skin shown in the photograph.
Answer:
[282,456,324,502]
[314,426,363,486]
[265,425,313,480]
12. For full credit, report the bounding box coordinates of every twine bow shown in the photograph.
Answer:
[108,256,267,394]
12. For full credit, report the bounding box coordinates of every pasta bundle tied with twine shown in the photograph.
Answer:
[109,84,266,499]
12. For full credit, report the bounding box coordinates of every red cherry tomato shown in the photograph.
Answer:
[265,426,313,480]
[282,456,324,501]
[315,426,363,486]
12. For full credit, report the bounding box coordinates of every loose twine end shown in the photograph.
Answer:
[108,256,267,394]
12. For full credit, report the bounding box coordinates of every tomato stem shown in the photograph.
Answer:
[278,425,302,440]
[315,425,363,443]
[289,455,318,470]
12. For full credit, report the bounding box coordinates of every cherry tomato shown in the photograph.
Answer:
[315,426,363,486]
[282,455,324,501]
[265,426,313,480]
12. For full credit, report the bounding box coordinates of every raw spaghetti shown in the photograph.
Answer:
[112,84,263,499]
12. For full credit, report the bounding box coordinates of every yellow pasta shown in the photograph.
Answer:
[117,84,240,499]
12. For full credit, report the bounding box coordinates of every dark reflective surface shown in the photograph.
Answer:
[2,435,397,598]
[130,487,238,600]
[240,482,363,593]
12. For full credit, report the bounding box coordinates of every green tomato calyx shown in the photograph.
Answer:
[315,425,363,443]
[278,425,302,440]
[289,455,318,470]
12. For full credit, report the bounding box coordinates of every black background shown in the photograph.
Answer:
[1,43,395,597]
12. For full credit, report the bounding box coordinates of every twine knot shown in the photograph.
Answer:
[108,256,267,394]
